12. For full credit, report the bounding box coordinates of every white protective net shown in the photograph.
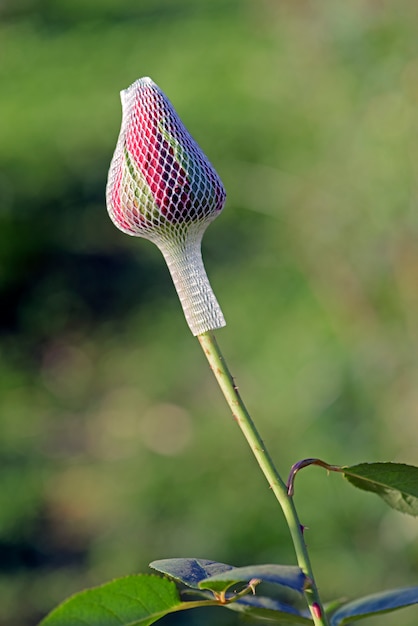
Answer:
[106,77,227,336]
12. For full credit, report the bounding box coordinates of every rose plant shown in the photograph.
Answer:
[38,77,418,626]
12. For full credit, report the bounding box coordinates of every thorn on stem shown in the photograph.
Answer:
[248,578,261,594]
[312,602,322,619]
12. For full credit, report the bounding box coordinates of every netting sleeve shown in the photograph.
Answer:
[106,76,227,335]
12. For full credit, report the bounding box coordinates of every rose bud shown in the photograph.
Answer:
[106,77,226,336]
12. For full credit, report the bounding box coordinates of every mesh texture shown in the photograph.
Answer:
[106,77,226,336]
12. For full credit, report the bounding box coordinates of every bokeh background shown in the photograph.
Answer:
[1,0,418,624]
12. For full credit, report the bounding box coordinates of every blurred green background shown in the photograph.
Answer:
[1,0,418,624]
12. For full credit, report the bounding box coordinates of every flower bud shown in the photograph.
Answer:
[106,76,226,236]
[106,77,226,336]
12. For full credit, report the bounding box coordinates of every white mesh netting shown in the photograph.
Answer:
[106,77,226,336]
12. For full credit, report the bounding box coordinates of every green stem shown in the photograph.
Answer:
[197,331,329,626]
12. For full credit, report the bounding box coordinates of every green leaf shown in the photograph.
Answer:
[229,595,312,624]
[39,574,185,626]
[343,462,418,515]
[198,564,308,595]
[330,586,418,625]
[149,559,310,623]
[149,558,234,589]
